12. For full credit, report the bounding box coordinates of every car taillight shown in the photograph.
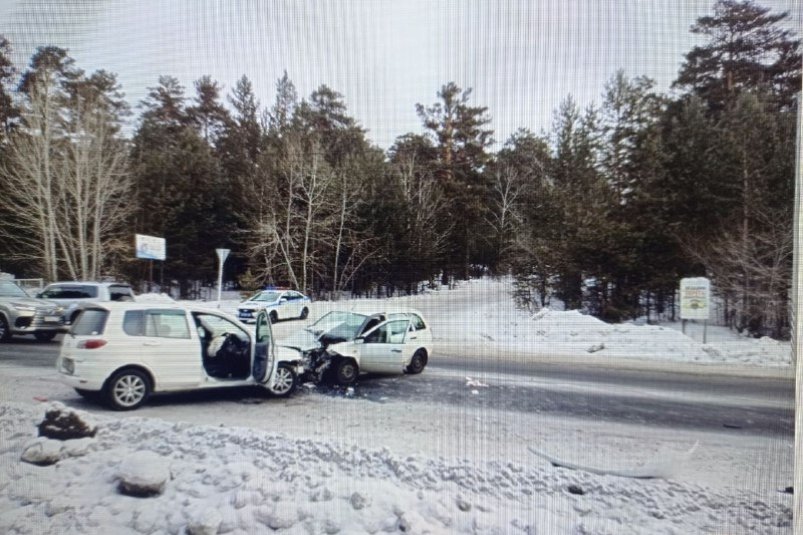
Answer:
[78,339,107,349]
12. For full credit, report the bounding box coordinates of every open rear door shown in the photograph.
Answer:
[252,310,275,383]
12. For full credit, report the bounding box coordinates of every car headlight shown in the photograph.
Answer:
[11,302,36,311]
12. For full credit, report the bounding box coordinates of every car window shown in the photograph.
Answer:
[41,285,99,299]
[109,286,134,301]
[387,313,426,331]
[364,320,409,344]
[249,291,280,303]
[0,281,29,298]
[71,308,108,335]
[256,313,271,344]
[132,309,191,338]
[193,313,247,338]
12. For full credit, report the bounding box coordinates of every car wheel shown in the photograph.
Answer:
[269,311,278,324]
[105,369,151,411]
[270,364,297,397]
[299,307,309,320]
[34,331,57,343]
[405,349,427,374]
[332,358,358,386]
[0,315,11,342]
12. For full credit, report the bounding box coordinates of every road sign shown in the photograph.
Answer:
[679,277,710,320]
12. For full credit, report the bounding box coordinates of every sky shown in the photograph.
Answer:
[1,0,801,149]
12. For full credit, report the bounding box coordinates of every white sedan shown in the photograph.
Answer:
[237,289,311,324]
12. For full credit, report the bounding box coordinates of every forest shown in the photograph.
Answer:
[0,0,800,338]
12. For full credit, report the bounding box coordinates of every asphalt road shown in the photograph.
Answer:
[0,336,793,438]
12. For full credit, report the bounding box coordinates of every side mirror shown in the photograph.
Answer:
[354,337,365,344]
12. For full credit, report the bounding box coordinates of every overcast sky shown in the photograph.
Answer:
[1,0,800,149]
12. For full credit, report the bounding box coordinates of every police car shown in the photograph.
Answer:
[237,288,311,324]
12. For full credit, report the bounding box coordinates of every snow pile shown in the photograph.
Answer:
[0,402,792,534]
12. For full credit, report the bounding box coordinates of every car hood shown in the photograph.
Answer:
[239,301,277,310]
[277,328,321,352]
[7,297,61,310]
[274,345,303,363]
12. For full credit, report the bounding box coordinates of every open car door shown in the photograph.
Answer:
[252,310,275,383]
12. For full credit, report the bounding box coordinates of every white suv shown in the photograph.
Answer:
[56,303,304,410]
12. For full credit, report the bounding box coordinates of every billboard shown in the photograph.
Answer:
[135,234,166,261]
[679,277,710,320]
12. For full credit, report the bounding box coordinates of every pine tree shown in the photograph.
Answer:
[416,82,493,280]
[674,0,801,112]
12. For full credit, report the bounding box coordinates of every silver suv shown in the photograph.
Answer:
[38,281,136,324]
[0,280,65,342]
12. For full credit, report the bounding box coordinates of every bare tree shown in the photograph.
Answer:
[244,134,334,294]
[59,91,132,280]
[686,210,792,338]
[0,77,132,280]
[485,165,530,267]
[1,80,62,279]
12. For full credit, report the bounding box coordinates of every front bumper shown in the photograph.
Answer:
[11,308,65,335]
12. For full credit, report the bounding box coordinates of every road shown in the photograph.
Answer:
[0,335,792,438]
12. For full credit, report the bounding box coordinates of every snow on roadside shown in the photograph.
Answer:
[0,402,792,535]
[172,277,792,367]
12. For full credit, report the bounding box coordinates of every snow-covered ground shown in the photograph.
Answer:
[0,277,794,534]
[200,277,792,368]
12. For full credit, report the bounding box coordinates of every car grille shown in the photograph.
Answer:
[32,308,64,327]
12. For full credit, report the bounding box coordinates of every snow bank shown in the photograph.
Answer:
[0,402,791,534]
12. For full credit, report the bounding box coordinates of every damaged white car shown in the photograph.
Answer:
[280,310,432,385]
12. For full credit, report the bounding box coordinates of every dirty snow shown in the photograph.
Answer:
[0,402,792,534]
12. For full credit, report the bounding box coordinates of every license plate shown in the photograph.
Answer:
[44,316,60,322]
[239,312,252,318]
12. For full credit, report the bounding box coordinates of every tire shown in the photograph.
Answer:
[74,388,101,402]
[331,358,358,386]
[405,349,427,374]
[269,311,278,324]
[0,315,11,342]
[105,369,151,410]
[34,331,57,343]
[299,307,309,320]
[269,364,297,398]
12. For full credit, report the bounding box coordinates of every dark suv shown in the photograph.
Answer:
[0,280,65,342]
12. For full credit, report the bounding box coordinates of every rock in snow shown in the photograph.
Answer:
[37,402,97,441]
[116,451,170,497]
[20,437,63,466]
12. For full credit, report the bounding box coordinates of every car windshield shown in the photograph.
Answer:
[307,311,368,340]
[0,281,30,298]
[40,285,99,299]
[248,291,281,303]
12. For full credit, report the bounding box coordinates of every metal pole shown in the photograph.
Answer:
[215,249,230,309]
[792,90,802,532]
